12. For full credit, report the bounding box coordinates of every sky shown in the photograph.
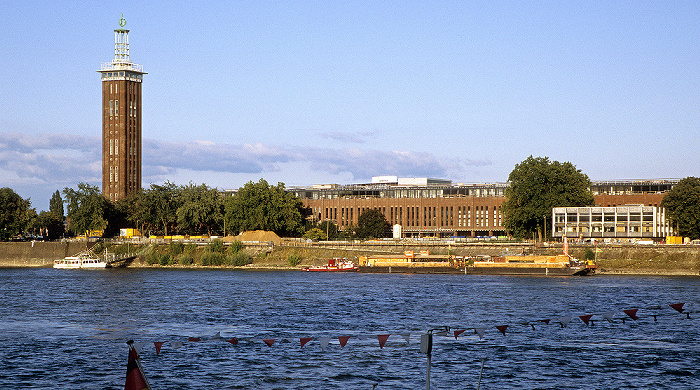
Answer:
[1,1,699,211]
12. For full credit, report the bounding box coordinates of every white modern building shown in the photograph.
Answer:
[552,205,673,240]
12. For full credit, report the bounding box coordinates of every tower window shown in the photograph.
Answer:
[109,100,114,116]
[115,100,119,116]
[115,166,118,182]
[115,141,118,155]
[109,139,113,155]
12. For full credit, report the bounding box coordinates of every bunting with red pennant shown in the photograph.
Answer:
[124,340,151,390]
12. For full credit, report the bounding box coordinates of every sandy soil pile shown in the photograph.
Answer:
[223,230,282,245]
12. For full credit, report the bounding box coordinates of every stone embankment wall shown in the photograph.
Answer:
[0,241,92,267]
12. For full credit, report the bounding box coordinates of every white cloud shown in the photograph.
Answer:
[0,132,492,206]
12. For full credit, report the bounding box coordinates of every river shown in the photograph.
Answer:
[1,268,698,389]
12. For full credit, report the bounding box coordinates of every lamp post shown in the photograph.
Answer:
[421,326,449,389]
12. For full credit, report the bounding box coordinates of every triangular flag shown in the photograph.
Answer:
[602,311,615,323]
[211,331,221,340]
[263,339,275,347]
[153,342,164,355]
[300,337,313,348]
[579,314,593,326]
[133,342,146,354]
[623,309,639,320]
[454,329,467,339]
[319,337,331,351]
[188,337,201,342]
[474,327,486,340]
[557,316,572,328]
[496,325,508,336]
[540,319,551,325]
[670,303,685,313]
[125,340,151,390]
[338,336,350,348]
[225,338,238,345]
[401,333,411,343]
[377,334,390,349]
[170,341,183,349]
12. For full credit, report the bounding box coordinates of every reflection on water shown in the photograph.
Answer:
[0,269,698,389]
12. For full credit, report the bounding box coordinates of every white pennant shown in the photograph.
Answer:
[211,331,221,340]
[602,311,615,323]
[170,341,183,349]
[133,342,146,354]
[401,333,411,343]
[319,337,331,351]
[474,327,486,340]
[558,316,572,327]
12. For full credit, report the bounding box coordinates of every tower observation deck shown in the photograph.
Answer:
[97,15,146,201]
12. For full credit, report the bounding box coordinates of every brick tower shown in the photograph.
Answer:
[98,15,146,201]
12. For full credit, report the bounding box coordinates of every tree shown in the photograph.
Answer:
[129,182,181,236]
[49,190,64,219]
[35,210,64,240]
[502,156,594,240]
[63,183,111,236]
[317,220,339,240]
[661,177,700,240]
[176,183,222,235]
[224,179,305,237]
[0,188,33,240]
[356,208,391,239]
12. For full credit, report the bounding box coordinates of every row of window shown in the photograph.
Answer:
[317,206,503,229]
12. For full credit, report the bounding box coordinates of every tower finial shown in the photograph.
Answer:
[119,14,127,28]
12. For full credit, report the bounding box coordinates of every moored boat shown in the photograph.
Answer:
[53,249,107,269]
[301,258,359,272]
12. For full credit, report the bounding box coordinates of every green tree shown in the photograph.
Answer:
[49,190,64,219]
[224,179,305,237]
[35,210,65,240]
[502,156,594,240]
[303,227,326,241]
[63,183,111,236]
[661,177,700,240]
[356,208,391,239]
[176,183,222,235]
[0,188,33,240]
[130,182,181,236]
[317,220,339,240]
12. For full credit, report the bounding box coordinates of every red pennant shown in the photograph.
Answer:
[153,342,164,355]
[579,314,593,325]
[125,341,149,390]
[540,319,551,325]
[226,338,238,345]
[300,337,313,348]
[338,336,351,348]
[377,334,390,349]
[623,309,639,320]
[496,325,508,336]
[453,329,466,339]
[188,337,201,342]
[670,303,685,313]
[263,339,275,347]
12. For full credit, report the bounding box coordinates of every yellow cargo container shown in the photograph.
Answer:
[666,236,682,245]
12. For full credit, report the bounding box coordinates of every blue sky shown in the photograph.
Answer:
[1,1,699,210]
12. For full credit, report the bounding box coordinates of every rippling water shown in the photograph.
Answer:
[1,268,698,389]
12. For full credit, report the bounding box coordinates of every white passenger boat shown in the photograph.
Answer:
[53,250,107,269]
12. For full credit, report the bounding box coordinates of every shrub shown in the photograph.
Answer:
[169,242,185,255]
[287,254,302,267]
[184,243,197,254]
[145,252,160,265]
[177,253,194,265]
[208,238,225,253]
[201,252,225,266]
[583,248,595,261]
[159,254,173,266]
[227,252,253,266]
[229,240,244,253]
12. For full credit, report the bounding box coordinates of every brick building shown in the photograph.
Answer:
[98,15,146,201]
[289,177,677,238]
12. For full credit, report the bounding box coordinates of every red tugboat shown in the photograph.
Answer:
[301,258,359,272]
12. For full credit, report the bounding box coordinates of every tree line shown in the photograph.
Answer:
[0,179,392,241]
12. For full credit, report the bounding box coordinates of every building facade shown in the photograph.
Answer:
[552,205,672,240]
[98,15,146,201]
[289,177,678,238]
